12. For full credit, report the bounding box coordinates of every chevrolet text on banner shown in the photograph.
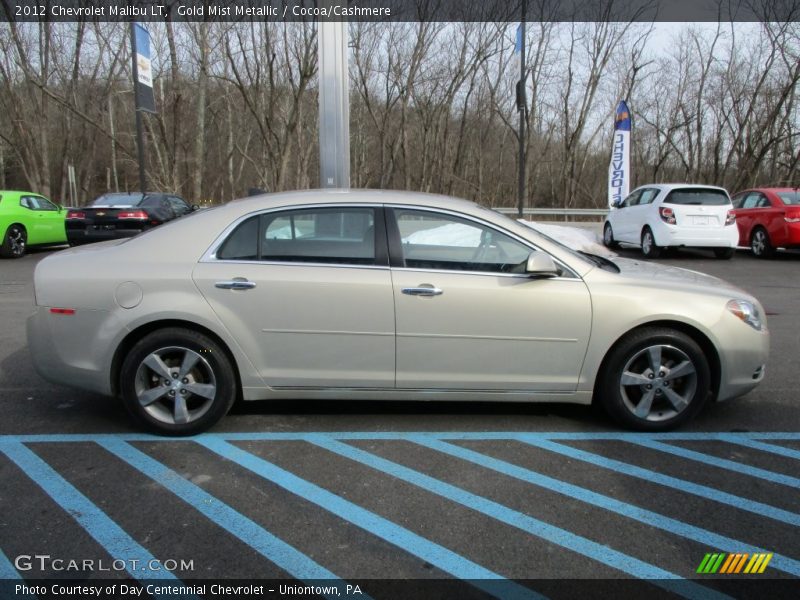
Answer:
[132,23,156,113]
[608,100,631,207]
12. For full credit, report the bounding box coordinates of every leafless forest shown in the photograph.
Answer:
[0,19,798,207]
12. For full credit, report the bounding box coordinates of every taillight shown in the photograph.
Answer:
[659,206,676,225]
[66,210,85,219]
[725,210,736,226]
[785,213,800,223]
[117,210,148,219]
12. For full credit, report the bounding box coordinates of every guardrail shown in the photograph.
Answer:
[492,207,609,220]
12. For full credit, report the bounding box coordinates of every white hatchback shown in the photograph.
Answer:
[603,184,739,259]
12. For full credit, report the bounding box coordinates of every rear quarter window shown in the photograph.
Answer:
[663,189,730,206]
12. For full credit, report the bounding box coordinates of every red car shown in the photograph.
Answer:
[731,187,800,257]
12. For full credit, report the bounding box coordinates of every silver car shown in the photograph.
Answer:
[27,190,769,434]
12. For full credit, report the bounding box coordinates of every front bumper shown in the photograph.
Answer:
[716,321,770,402]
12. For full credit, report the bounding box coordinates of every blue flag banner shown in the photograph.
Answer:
[608,100,631,207]
[132,23,156,113]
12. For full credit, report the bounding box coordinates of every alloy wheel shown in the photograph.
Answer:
[8,226,26,257]
[619,344,697,422]
[133,346,217,425]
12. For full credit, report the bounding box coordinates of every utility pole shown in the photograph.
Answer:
[318,16,350,189]
[516,2,527,218]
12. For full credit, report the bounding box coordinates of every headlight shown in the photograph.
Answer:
[726,299,764,331]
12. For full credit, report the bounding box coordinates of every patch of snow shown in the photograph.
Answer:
[518,220,614,257]
[404,223,481,246]
[403,219,613,257]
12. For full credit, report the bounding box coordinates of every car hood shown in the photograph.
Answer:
[608,256,754,299]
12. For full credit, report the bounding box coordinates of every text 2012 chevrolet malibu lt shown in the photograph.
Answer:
[27,190,768,435]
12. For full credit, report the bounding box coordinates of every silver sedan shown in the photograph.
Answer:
[27,190,769,434]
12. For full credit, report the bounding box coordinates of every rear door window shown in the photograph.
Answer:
[216,207,381,266]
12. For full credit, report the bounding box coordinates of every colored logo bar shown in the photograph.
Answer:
[697,552,773,574]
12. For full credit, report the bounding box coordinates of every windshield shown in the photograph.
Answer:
[92,193,145,207]
[776,191,800,205]
[663,189,730,206]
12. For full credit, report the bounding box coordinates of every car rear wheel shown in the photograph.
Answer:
[603,223,618,248]
[599,327,711,431]
[713,248,734,260]
[750,227,774,258]
[120,328,237,435]
[1,224,27,258]
[640,227,662,259]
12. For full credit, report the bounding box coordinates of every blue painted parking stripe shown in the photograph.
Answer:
[196,437,544,600]
[306,435,730,600]
[411,437,800,577]
[521,438,800,527]
[0,550,37,599]
[627,439,800,489]
[0,549,22,579]
[719,436,800,461]
[2,432,800,443]
[99,439,358,599]
[0,441,193,600]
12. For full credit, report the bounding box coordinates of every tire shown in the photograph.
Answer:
[120,328,237,435]
[713,247,734,260]
[598,327,711,431]
[750,227,774,258]
[0,224,27,258]
[602,223,618,248]
[640,227,662,259]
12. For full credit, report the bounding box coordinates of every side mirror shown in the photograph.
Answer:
[525,250,560,277]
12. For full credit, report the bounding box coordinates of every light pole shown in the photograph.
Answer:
[517,2,527,218]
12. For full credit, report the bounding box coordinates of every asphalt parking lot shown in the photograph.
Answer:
[1,244,799,599]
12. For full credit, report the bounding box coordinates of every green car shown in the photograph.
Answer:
[0,190,68,258]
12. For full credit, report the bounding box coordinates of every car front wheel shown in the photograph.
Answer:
[120,328,237,435]
[603,223,618,248]
[599,327,711,431]
[1,224,27,258]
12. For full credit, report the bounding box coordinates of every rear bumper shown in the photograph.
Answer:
[66,227,144,243]
[653,222,739,248]
[778,222,800,247]
[26,306,120,397]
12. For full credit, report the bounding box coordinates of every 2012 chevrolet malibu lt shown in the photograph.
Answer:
[27,190,769,435]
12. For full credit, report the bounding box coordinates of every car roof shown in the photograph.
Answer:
[635,183,729,193]
[734,187,799,193]
[228,188,482,213]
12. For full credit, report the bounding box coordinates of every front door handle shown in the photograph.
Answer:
[402,286,443,297]
[215,278,256,290]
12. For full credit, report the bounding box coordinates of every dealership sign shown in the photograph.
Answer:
[607,100,631,207]
[132,23,156,113]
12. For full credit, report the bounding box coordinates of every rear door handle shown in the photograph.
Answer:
[215,278,256,290]
[402,286,443,297]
